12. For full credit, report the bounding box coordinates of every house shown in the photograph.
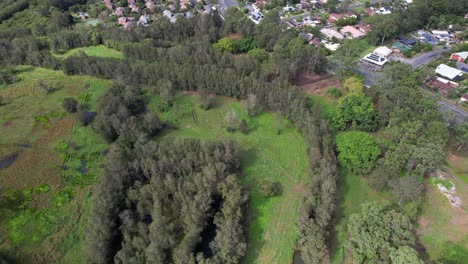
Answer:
[460,94,468,102]
[322,41,340,51]
[356,23,372,33]
[374,7,392,15]
[362,53,389,69]
[329,13,342,21]
[299,32,314,42]
[340,26,365,39]
[137,14,149,26]
[283,6,297,12]
[104,0,113,10]
[77,11,89,20]
[118,17,134,29]
[163,10,176,23]
[180,0,190,10]
[373,46,393,58]
[344,12,357,19]
[115,7,125,16]
[320,28,344,40]
[435,64,464,81]
[456,61,468,73]
[398,35,417,46]
[450,52,468,62]
[427,76,456,96]
[417,30,438,46]
[363,7,374,16]
[145,0,155,11]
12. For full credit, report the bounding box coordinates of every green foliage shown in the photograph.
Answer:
[247,48,268,63]
[390,246,424,264]
[326,86,343,98]
[438,242,468,264]
[258,180,280,197]
[347,201,416,263]
[34,115,49,125]
[33,184,50,193]
[213,37,235,53]
[331,94,377,131]
[233,38,254,53]
[52,187,74,207]
[343,77,364,94]
[336,131,381,175]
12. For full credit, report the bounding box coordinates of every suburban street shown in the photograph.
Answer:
[392,47,450,69]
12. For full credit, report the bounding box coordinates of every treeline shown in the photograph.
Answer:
[0,0,29,23]
[86,86,247,263]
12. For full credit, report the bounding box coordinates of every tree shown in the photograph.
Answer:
[336,131,381,175]
[348,201,416,264]
[241,94,260,116]
[62,98,78,113]
[225,110,240,131]
[258,180,279,197]
[343,76,364,94]
[390,246,424,264]
[247,48,268,63]
[213,37,235,53]
[453,122,468,152]
[389,175,423,206]
[368,14,399,46]
[331,94,377,131]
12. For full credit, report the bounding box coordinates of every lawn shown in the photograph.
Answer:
[418,177,468,262]
[53,45,124,60]
[151,94,310,264]
[0,66,111,263]
[331,169,387,264]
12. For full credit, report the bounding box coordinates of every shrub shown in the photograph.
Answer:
[336,131,381,174]
[258,180,280,197]
[326,86,343,98]
[63,98,78,113]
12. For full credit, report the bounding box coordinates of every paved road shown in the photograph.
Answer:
[392,47,449,69]
[280,13,308,22]
[328,62,468,123]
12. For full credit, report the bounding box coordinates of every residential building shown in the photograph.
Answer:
[435,64,464,81]
[373,46,393,58]
[362,53,389,69]
[320,28,344,40]
[450,52,468,62]
[340,26,365,39]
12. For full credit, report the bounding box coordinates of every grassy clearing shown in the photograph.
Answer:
[418,177,468,262]
[331,169,387,264]
[151,94,310,264]
[53,45,124,60]
[0,66,111,263]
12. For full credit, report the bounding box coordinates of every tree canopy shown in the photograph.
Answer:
[336,131,381,175]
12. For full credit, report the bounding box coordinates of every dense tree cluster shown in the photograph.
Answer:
[336,131,381,175]
[347,201,422,264]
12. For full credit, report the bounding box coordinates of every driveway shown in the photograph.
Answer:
[392,48,449,69]
[217,0,239,15]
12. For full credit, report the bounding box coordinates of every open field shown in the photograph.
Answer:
[330,169,387,264]
[150,94,310,264]
[417,176,468,261]
[53,45,124,60]
[0,67,111,263]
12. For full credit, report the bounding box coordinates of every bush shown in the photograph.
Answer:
[336,131,381,175]
[258,180,280,197]
[326,86,343,98]
[62,98,78,113]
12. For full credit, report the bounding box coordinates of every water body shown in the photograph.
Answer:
[0,153,19,170]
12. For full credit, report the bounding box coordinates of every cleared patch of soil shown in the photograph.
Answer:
[228,33,241,40]
[293,72,341,96]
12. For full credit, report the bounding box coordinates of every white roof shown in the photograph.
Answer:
[373,46,393,57]
[454,52,468,60]
[435,64,464,80]
[363,53,388,66]
[432,30,449,35]
[324,42,340,51]
[436,77,450,84]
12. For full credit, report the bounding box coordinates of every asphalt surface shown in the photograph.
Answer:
[327,62,468,123]
[392,48,449,69]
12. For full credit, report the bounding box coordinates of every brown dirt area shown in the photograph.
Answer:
[293,72,341,96]
[228,33,241,40]
[0,118,74,207]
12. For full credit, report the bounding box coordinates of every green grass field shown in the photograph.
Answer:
[53,45,124,60]
[330,169,386,264]
[0,66,111,263]
[150,94,310,264]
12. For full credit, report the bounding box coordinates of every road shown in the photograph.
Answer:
[328,62,468,123]
[392,47,449,69]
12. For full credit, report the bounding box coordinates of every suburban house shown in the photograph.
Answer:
[320,28,344,40]
[145,0,155,12]
[427,76,457,96]
[115,7,125,16]
[373,46,393,58]
[363,7,374,16]
[460,94,468,102]
[435,64,464,81]
[299,32,314,42]
[456,61,468,73]
[450,52,468,62]
[398,35,417,46]
[104,0,113,10]
[362,53,389,69]
[340,26,366,39]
